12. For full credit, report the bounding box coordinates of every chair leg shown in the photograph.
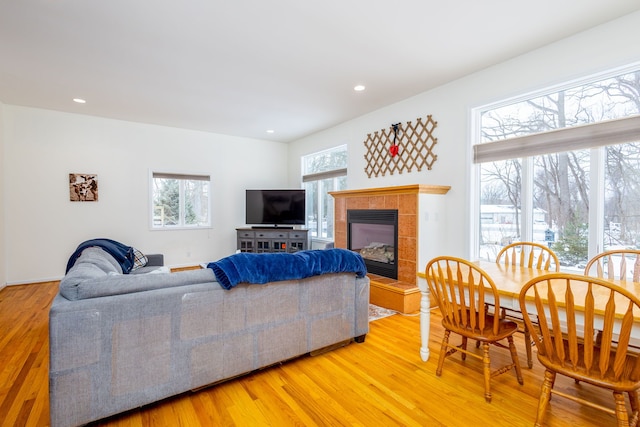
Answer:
[461,336,468,361]
[507,335,523,385]
[628,390,639,426]
[535,370,554,427]
[630,390,639,413]
[524,325,533,369]
[613,391,630,427]
[482,342,492,403]
[436,330,450,377]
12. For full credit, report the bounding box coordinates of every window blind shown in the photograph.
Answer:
[302,168,347,183]
[152,172,210,181]
[473,115,640,163]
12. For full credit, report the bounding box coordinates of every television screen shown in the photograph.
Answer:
[246,189,306,226]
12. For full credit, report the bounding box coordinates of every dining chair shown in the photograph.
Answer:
[426,256,524,402]
[519,272,640,427]
[494,241,560,368]
[496,242,560,369]
[496,241,560,271]
[584,249,640,282]
[584,249,640,352]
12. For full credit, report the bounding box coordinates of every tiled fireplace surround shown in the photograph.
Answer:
[331,184,450,313]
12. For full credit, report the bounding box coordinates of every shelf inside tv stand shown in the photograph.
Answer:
[236,228,308,253]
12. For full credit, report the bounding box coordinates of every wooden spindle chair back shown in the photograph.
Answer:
[426,256,523,402]
[584,249,640,282]
[496,242,560,271]
[519,273,640,427]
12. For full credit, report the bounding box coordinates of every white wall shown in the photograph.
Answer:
[4,11,640,285]
[3,106,289,284]
[0,102,6,289]
[288,10,640,261]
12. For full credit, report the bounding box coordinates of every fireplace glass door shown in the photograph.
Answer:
[347,209,398,279]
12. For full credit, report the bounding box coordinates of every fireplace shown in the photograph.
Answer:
[347,209,398,280]
[331,185,450,313]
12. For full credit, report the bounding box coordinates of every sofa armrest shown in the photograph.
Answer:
[146,254,164,266]
[60,268,216,300]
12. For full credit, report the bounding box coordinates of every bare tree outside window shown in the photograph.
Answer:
[478,69,640,268]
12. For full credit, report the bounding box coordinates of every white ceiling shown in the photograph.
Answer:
[2,1,640,143]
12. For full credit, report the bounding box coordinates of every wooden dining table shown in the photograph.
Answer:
[417,260,640,362]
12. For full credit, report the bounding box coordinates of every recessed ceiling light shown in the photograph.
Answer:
[266,129,275,134]
[354,85,366,92]
[73,98,86,104]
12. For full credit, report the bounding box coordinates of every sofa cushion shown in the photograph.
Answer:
[66,238,135,274]
[66,247,122,276]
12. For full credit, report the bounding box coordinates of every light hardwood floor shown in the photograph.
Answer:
[0,281,625,426]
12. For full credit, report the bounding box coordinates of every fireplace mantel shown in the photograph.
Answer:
[331,184,450,312]
[330,184,450,198]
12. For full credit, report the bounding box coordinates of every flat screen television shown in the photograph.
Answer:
[245,189,306,227]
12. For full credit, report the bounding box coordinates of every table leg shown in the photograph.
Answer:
[420,288,430,362]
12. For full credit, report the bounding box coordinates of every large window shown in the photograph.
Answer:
[302,145,347,241]
[474,66,640,269]
[151,172,211,229]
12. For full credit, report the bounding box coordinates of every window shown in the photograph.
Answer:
[302,145,347,241]
[151,172,211,229]
[473,66,640,269]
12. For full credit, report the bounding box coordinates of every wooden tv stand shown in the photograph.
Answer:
[236,228,308,253]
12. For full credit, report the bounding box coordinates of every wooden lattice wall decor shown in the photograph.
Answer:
[363,115,438,178]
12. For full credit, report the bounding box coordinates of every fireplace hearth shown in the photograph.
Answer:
[347,209,398,280]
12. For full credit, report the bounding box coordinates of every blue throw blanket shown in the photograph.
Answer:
[66,238,135,274]
[207,249,367,290]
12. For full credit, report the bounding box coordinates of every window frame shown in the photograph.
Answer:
[301,145,348,243]
[470,62,640,262]
[149,170,212,230]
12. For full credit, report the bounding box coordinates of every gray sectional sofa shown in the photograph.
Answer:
[49,247,370,427]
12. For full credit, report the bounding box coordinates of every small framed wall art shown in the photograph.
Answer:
[69,173,99,202]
